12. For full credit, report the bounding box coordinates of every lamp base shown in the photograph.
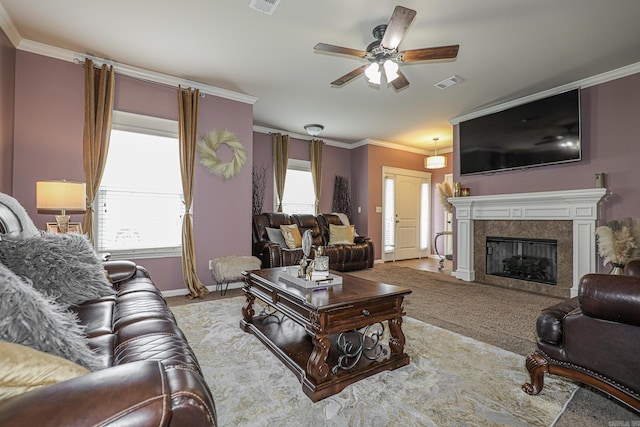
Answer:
[55,215,71,233]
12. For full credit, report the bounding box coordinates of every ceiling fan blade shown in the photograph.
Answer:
[399,45,460,63]
[391,69,410,91]
[330,65,367,86]
[380,6,417,50]
[314,43,367,58]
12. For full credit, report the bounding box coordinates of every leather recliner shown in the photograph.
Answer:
[522,258,640,412]
[252,212,374,272]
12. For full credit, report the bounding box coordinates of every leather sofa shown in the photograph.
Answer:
[522,259,640,411]
[252,212,374,272]
[0,199,217,426]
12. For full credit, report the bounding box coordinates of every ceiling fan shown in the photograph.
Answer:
[314,5,459,91]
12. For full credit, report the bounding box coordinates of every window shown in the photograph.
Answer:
[383,175,395,253]
[96,111,184,259]
[280,159,315,214]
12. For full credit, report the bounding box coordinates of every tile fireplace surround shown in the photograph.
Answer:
[449,188,608,297]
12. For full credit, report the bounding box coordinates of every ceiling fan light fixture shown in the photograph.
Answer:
[365,63,381,84]
[304,124,324,136]
[383,60,399,83]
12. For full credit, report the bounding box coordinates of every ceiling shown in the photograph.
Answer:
[2,0,640,153]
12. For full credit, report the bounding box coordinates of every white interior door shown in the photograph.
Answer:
[394,175,421,260]
[382,167,431,262]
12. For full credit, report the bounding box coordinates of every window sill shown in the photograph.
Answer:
[100,248,181,261]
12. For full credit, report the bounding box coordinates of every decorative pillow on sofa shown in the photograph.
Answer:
[280,224,302,249]
[266,227,288,247]
[0,262,103,371]
[0,341,89,401]
[0,232,115,307]
[329,224,355,245]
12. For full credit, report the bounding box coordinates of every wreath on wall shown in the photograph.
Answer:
[198,129,246,181]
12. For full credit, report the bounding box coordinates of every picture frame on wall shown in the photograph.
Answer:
[46,222,83,234]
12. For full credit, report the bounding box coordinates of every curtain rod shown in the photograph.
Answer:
[73,54,258,105]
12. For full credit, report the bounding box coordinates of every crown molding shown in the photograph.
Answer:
[252,125,352,149]
[451,61,640,125]
[14,39,258,105]
[358,138,453,156]
[0,3,21,47]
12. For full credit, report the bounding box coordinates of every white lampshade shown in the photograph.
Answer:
[365,63,381,85]
[425,155,447,169]
[383,60,399,83]
[36,180,86,212]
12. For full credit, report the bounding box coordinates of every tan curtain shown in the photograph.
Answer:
[82,59,115,244]
[272,133,290,212]
[178,86,209,299]
[310,139,323,215]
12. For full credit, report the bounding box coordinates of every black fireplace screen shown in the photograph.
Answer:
[486,236,557,285]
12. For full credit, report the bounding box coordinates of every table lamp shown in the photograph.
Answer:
[36,180,86,233]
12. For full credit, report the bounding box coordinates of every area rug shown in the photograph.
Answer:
[171,297,577,427]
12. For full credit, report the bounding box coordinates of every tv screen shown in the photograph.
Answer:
[459,89,581,176]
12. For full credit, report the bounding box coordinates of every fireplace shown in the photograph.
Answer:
[449,188,608,297]
[486,237,557,285]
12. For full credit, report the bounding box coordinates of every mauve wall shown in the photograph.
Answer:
[12,51,254,292]
[452,72,640,223]
[350,145,368,237]
[0,30,16,194]
[252,131,352,214]
[0,28,15,194]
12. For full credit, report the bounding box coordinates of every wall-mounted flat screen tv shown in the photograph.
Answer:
[459,89,581,176]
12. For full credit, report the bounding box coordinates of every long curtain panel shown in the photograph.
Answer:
[310,139,323,214]
[178,86,209,298]
[82,59,115,243]
[272,133,290,212]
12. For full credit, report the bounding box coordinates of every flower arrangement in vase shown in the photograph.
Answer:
[595,218,640,274]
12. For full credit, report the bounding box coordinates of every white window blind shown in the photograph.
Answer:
[383,176,395,253]
[96,112,184,259]
[280,159,315,215]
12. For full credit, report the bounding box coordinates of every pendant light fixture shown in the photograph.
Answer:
[425,137,446,169]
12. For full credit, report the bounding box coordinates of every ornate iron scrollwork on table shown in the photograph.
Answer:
[332,322,387,374]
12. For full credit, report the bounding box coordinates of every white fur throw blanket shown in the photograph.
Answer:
[0,192,41,237]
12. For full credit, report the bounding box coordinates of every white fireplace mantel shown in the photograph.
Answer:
[449,188,608,297]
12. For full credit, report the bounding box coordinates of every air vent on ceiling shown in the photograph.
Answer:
[249,0,282,15]
[434,75,464,89]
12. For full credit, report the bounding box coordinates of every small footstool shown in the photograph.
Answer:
[210,256,262,295]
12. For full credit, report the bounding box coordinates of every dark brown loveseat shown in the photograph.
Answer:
[522,259,640,412]
[0,197,216,426]
[252,212,374,272]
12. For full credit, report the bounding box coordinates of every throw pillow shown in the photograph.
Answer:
[0,232,115,307]
[0,341,89,401]
[280,224,302,249]
[266,227,288,247]
[0,262,103,371]
[329,224,355,245]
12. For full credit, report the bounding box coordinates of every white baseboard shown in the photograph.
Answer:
[162,281,244,298]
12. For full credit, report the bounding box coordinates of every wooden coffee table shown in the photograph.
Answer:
[240,268,412,402]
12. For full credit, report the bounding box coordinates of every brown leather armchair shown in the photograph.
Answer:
[522,258,640,411]
[252,212,374,272]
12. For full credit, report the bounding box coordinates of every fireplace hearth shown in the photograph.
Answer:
[486,237,557,285]
[449,188,608,297]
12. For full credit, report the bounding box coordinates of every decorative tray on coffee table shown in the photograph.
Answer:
[278,267,343,289]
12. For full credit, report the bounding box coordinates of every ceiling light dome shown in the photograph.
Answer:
[304,124,324,136]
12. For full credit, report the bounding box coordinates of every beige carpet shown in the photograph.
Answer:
[345,263,564,357]
[171,297,577,427]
